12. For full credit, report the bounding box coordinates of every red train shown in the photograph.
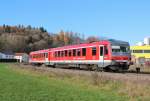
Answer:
[29,40,131,71]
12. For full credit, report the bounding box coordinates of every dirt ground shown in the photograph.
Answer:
[12,63,150,85]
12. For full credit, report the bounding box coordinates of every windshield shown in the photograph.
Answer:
[112,46,129,53]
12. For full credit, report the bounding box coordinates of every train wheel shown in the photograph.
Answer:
[51,64,56,68]
[95,66,103,72]
[109,66,119,72]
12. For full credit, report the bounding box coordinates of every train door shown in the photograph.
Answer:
[99,45,104,67]
[45,53,48,63]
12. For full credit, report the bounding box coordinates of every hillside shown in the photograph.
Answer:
[0,25,87,53]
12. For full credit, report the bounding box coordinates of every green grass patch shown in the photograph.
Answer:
[0,63,129,101]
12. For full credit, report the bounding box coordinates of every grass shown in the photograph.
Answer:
[0,63,150,101]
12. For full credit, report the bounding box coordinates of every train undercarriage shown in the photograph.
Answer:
[35,61,130,72]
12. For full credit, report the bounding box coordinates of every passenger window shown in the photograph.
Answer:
[92,47,96,56]
[58,51,60,57]
[69,50,72,56]
[73,49,76,56]
[77,49,81,56]
[100,47,104,56]
[133,50,143,53]
[82,48,86,56]
[144,50,150,53]
[65,50,68,56]
[55,52,57,57]
[104,46,108,55]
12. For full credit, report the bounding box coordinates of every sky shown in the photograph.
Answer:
[0,0,150,45]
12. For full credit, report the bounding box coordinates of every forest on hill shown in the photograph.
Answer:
[0,25,99,53]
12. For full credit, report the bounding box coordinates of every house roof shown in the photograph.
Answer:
[15,53,27,56]
[3,51,14,55]
[0,52,5,55]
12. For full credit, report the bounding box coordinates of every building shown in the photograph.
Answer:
[131,37,150,60]
[0,52,16,62]
[0,52,29,63]
[130,37,150,64]
[0,52,5,59]
[130,45,150,65]
[1,52,14,59]
[14,53,29,63]
[130,45,150,59]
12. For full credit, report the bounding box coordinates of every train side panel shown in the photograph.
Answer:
[48,41,111,66]
[29,40,131,71]
[29,49,49,65]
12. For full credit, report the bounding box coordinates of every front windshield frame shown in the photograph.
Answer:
[112,46,129,53]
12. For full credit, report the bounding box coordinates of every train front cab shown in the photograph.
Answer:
[102,41,131,71]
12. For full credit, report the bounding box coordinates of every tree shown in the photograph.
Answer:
[27,25,32,30]
[5,25,11,33]
[64,32,70,45]
[39,27,47,32]
[0,25,86,53]
[86,36,100,43]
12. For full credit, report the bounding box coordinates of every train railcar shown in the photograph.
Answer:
[29,40,131,71]
[29,49,49,65]
[48,40,130,71]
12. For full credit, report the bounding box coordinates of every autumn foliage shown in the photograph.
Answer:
[0,25,100,53]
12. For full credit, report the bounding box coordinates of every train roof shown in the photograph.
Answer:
[50,40,130,51]
[30,49,49,54]
[50,40,110,51]
[108,39,129,46]
[30,39,130,54]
